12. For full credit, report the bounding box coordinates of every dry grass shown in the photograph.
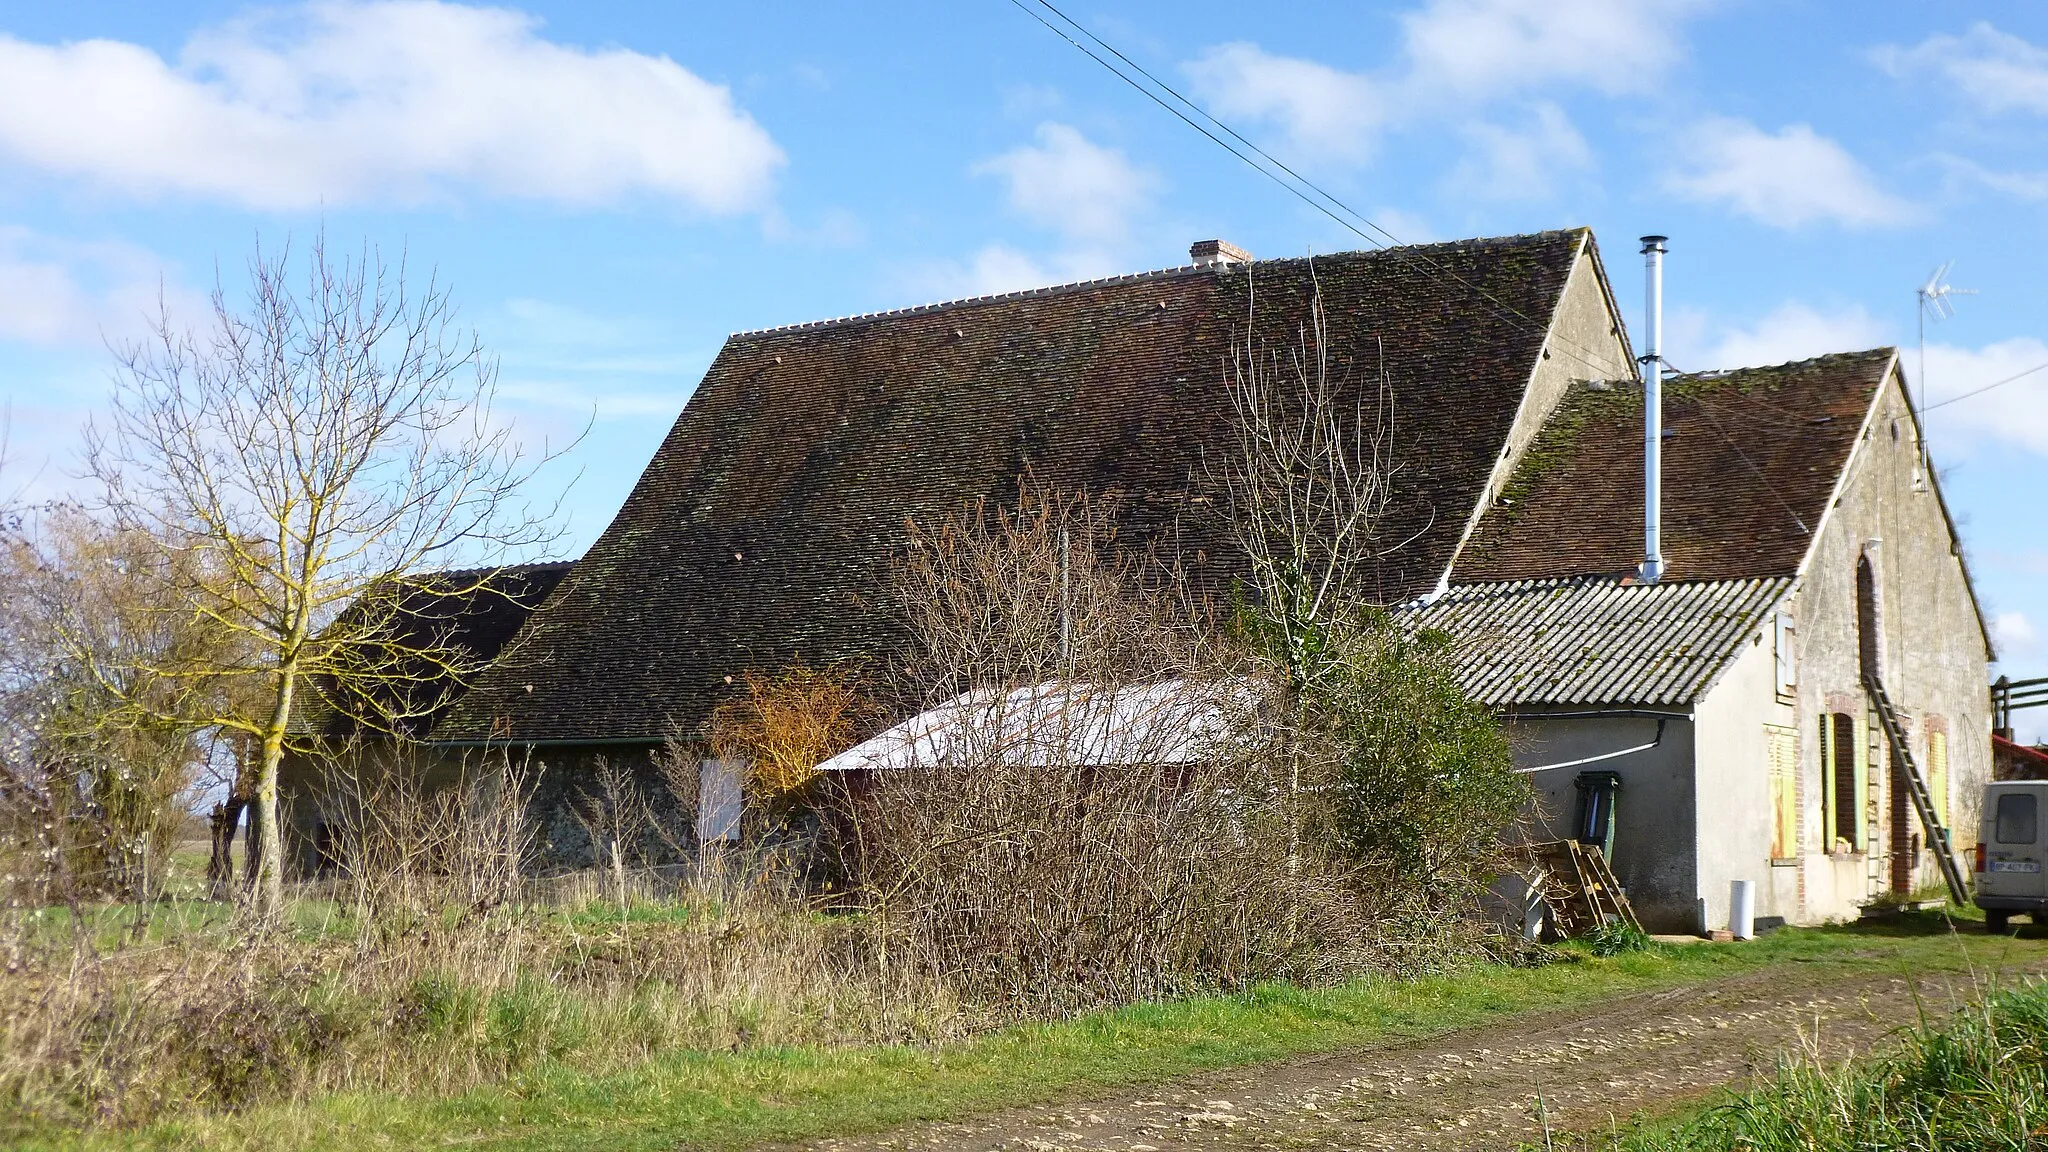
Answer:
[0,757,963,1135]
[0,488,1527,1138]
[0,876,961,1134]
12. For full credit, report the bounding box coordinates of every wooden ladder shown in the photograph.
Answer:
[1520,840,1643,938]
[1865,673,1969,905]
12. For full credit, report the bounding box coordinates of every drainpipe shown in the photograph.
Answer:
[1639,236,1668,584]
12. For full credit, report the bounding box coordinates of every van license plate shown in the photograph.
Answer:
[1992,860,2041,873]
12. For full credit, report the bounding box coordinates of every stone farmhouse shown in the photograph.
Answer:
[280,228,1992,934]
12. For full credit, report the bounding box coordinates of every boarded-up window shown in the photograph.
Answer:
[696,757,743,843]
[1822,712,1863,851]
[1928,728,1950,827]
[1769,724,1799,859]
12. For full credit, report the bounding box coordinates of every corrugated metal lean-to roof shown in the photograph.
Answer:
[1400,576,1794,707]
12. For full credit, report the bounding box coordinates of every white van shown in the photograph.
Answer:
[1976,780,2048,932]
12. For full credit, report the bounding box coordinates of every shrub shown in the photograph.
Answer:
[1290,611,1525,893]
[853,488,1389,1010]
[711,665,877,806]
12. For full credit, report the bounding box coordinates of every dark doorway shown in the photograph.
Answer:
[1889,753,1917,894]
[1856,553,1880,683]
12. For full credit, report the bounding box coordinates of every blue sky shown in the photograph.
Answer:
[2,0,2045,732]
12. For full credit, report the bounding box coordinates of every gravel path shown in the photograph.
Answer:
[804,951,2038,1152]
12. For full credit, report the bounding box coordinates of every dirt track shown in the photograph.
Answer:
[806,949,2041,1152]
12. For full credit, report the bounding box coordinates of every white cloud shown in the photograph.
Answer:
[999,83,1066,119]
[1182,0,1704,166]
[1994,611,2039,660]
[485,296,710,424]
[1446,103,1592,201]
[1920,336,2048,457]
[900,244,1125,302]
[1873,23,2048,117]
[1663,118,1914,229]
[974,123,1158,244]
[1397,0,1703,102]
[0,226,201,346]
[1672,302,1890,373]
[946,124,1156,301]
[496,378,681,420]
[0,1,783,211]
[1182,43,1384,162]
[1934,154,2048,205]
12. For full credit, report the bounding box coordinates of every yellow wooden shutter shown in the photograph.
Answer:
[1768,724,1799,859]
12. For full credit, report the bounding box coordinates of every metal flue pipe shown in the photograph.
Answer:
[1639,235,1668,584]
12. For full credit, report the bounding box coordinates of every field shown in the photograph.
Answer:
[8,905,2042,1152]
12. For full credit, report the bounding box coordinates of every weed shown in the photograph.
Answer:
[1582,920,1652,957]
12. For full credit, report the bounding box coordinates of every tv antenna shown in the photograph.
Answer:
[1914,261,1975,479]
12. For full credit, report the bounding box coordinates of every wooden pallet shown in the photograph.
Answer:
[1515,840,1643,938]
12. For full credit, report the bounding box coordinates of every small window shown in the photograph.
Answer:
[696,757,743,843]
[1773,613,1796,699]
[1994,793,2039,845]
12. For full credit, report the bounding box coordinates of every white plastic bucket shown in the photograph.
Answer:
[1729,879,1756,940]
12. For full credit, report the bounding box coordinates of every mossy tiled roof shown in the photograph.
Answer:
[301,561,575,740]
[1455,349,1894,584]
[435,231,1591,743]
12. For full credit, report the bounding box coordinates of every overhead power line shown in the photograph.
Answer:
[1003,0,1627,381]
[1003,0,1829,529]
[1008,0,1398,249]
[1923,358,2048,412]
[1005,1,1974,542]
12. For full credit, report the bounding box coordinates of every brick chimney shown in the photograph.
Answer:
[1190,239,1253,268]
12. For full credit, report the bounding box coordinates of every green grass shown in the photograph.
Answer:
[26,915,2048,1152]
[9,894,376,951]
[16,889,735,954]
[1579,967,2048,1150]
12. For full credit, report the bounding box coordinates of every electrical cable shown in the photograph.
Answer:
[1687,398,1812,535]
[1005,0,1842,551]
[1004,0,1628,382]
[1923,357,2048,412]
[1018,0,1628,377]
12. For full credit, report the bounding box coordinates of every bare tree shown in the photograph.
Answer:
[649,726,704,862]
[0,506,246,903]
[80,235,571,916]
[1216,279,1523,900]
[892,486,1208,697]
[1219,274,1402,691]
[320,749,535,923]
[855,487,1374,1006]
[570,757,649,906]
